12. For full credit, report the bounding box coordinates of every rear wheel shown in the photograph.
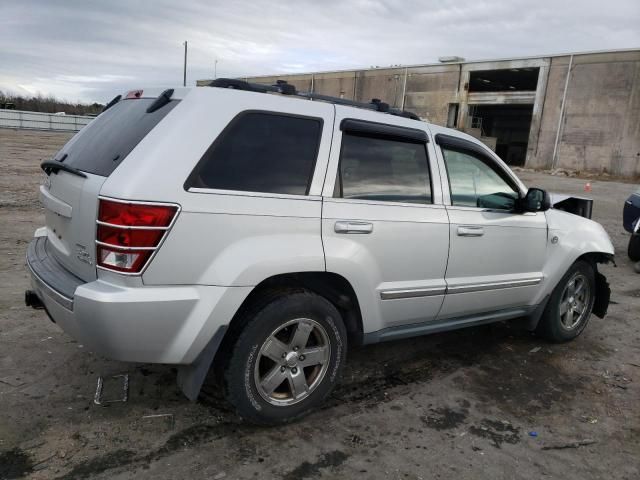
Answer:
[223,291,347,425]
[628,234,640,262]
[536,260,595,343]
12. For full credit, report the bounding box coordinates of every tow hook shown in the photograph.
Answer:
[25,290,44,309]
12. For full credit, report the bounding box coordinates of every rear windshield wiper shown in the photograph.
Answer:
[41,159,87,178]
[146,89,174,113]
[102,94,122,113]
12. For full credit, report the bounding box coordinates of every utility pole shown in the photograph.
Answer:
[214,58,218,79]
[183,41,188,87]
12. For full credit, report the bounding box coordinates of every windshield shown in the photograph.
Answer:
[54,98,178,177]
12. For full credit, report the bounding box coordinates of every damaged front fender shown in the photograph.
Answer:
[549,193,594,219]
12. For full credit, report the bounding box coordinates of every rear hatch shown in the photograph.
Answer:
[40,93,179,282]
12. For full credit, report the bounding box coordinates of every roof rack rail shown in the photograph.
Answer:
[208,78,420,121]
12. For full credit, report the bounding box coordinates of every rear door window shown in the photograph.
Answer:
[56,98,178,177]
[336,132,432,204]
[187,112,322,195]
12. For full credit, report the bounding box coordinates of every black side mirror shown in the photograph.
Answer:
[520,188,551,212]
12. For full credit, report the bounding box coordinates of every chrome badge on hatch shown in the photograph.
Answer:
[76,244,93,266]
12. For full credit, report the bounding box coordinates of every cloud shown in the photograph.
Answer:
[55,75,134,84]
[1,0,638,103]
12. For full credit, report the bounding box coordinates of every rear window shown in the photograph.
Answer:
[55,98,178,177]
[186,111,322,195]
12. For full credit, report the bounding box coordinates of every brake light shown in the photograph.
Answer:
[96,198,179,274]
[125,90,143,99]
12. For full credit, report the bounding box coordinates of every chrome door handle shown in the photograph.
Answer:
[334,221,373,234]
[457,226,484,237]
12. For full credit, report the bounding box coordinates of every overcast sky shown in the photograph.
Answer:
[1,0,638,104]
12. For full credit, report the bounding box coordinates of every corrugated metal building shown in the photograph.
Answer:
[198,48,640,177]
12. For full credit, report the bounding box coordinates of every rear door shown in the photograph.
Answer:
[322,108,449,334]
[40,95,178,281]
[434,133,547,319]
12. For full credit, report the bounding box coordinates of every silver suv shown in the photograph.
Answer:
[26,79,614,424]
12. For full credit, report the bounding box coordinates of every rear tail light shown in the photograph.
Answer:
[96,198,179,274]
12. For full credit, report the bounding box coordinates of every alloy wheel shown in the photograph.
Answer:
[559,273,591,330]
[254,318,331,406]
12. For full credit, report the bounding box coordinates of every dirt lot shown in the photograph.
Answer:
[1,128,639,480]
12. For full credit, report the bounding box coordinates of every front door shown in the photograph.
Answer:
[321,108,449,335]
[435,134,548,319]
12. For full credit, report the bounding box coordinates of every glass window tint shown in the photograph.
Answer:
[58,99,178,177]
[192,112,322,195]
[442,148,518,210]
[338,133,431,204]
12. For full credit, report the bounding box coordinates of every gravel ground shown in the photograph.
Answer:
[0,128,638,480]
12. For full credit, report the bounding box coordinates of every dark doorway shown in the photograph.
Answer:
[470,104,533,166]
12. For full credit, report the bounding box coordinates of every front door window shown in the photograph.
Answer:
[442,148,518,210]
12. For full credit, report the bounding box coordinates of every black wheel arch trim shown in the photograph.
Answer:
[578,252,613,319]
[525,294,551,331]
[592,271,610,319]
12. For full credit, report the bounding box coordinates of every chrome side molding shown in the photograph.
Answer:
[446,277,542,294]
[380,286,447,300]
[380,277,542,300]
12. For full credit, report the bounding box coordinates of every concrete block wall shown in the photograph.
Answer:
[403,65,460,125]
[529,51,640,176]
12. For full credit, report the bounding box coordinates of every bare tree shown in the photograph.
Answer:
[0,91,104,115]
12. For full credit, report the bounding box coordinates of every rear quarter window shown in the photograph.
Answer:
[56,98,178,177]
[186,111,323,196]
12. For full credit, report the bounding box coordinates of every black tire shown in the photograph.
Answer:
[223,290,347,425]
[536,260,596,343]
[628,234,640,262]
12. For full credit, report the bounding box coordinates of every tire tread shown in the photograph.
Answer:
[536,260,595,343]
[223,290,346,425]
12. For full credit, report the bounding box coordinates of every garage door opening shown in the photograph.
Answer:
[469,104,534,167]
[469,68,539,92]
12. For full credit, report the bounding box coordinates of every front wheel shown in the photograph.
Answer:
[223,291,347,425]
[536,260,596,343]
[628,234,640,262]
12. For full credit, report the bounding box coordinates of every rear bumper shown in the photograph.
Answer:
[26,236,250,364]
[27,235,82,310]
